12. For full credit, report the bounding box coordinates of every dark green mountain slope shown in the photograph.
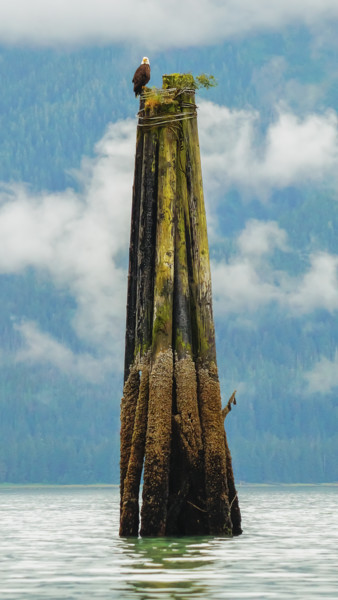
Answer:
[0,29,337,483]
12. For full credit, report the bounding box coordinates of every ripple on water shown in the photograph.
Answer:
[0,485,337,599]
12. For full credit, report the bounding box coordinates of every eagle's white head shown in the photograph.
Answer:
[142,57,150,65]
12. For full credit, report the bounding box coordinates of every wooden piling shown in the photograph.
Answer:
[120,74,241,537]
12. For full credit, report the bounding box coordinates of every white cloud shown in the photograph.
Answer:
[15,321,109,383]
[304,351,338,394]
[263,112,338,187]
[237,219,288,258]
[0,0,338,47]
[290,253,338,314]
[212,220,289,314]
[0,118,136,373]
[211,220,338,316]
[199,102,338,202]
[1,102,338,378]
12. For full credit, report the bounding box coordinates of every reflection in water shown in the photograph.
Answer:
[0,485,337,599]
[118,535,216,598]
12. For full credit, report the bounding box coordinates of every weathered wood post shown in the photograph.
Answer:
[120,73,242,537]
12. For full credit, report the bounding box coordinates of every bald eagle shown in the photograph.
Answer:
[132,57,151,97]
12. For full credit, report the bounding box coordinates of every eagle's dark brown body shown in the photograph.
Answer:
[132,62,151,97]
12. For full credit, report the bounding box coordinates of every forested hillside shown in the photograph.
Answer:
[1,29,338,483]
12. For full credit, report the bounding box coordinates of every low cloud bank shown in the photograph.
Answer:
[0,1,338,47]
[304,352,338,394]
[0,119,135,375]
[1,101,337,380]
[200,102,338,202]
[212,221,338,315]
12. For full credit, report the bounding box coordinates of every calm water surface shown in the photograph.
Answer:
[0,485,337,599]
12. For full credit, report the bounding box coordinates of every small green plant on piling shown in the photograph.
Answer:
[194,73,217,89]
[164,72,217,90]
[144,87,165,110]
[144,73,217,109]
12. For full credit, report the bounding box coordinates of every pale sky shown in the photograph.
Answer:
[0,0,338,47]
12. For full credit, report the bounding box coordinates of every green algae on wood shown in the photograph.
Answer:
[151,125,176,356]
[120,73,241,538]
